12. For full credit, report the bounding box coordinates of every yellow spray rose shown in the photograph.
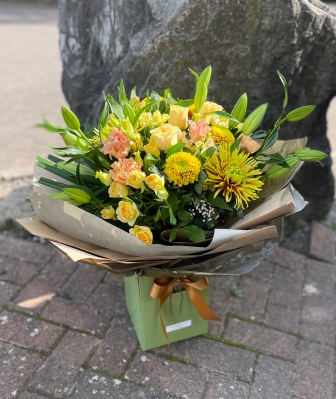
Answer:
[150,123,180,151]
[146,174,165,191]
[156,187,169,201]
[108,182,128,198]
[101,205,116,220]
[168,105,189,130]
[200,101,223,124]
[152,110,169,126]
[95,171,112,186]
[127,170,146,189]
[144,136,161,157]
[116,200,139,226]
[129,225,153,245]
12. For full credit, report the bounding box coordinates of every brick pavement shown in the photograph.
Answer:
[0,222,335,398]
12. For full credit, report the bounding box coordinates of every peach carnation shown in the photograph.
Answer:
[109,157,142,185]
[239,135,261,154]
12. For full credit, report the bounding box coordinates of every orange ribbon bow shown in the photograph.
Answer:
[150,275,220,341]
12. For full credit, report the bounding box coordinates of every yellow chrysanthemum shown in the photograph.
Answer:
[165,152,201,187]
[205,144,263,209]
[210,125,235,147]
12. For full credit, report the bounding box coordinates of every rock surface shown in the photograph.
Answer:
[59,0,336,219]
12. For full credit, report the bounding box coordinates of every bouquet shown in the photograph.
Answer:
[17,66,326,349]
[30,66,324,247]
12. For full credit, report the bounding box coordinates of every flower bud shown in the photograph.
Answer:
[95,171,112,186]
[61,106,80,130]
[293,149,327,162]
[62,188,91,204]
[101,205,116,220]
[265,157,299,179]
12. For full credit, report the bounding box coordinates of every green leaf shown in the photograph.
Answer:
[35,117,65,132]
[201,146,216,161]
[56,161,96,176]
[194,82,208,113]
[167,193,180,212]
[197,66,212,89]
[241,103,268,135]
[164,88,173,99]
[210,111,239,124]
[230,136,243,152]
[61,107,80,130]
[130,86,137,98]
[180,225,205,243]
[205,191,232,210]
[169,227,179,242]
[189,68,199,80]
[251,130,267,140]
[105,94,124,120]
[99,102,109,128]
[75,162,85,186]
[166,143,185,158]
[230,93,248,127]
[176,99,194,107]
[179,195,192,209]
[277,71,289,109]
[262,129,279,151]
[194,170,206,196]
[177,210,192,222]
[160,206,170,221]
[286,105,315,122]
[52,146,89,157]
[169,208,177,225]
[123,103,136,124]
[118,80,127,105]
[264,153,291,168]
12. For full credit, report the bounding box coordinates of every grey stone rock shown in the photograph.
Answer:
[59,0,336,219]
[0,186,34,236]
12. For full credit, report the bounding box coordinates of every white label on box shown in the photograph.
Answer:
[166,320,192,333]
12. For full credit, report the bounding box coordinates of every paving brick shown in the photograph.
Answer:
[88,281,125,313]
[30,331,98,398]
[14,268,69,312]
[250,355,294,399]
[0,257,38,285]
[208,276,236,337]
[47,252,78,274]
[41,297,113,335]
[300,295,335,345]
[265,303,300,334]
[230,276,270,322]
[0,347,44,399]
[0,281,20,307]
[69,370,170,399]
[125,352,207,399]
[60,263,106,301]
[90,313,137,376]
[305,259,335,299]
[0,310,63,352]
[155,336,255,380]
[19,393,47,399]
[309,221,335,264]
[225,318,297,360]
[269,265,304,308]
[0,238,55,267]
[206,374,249,399]
[246,260,275,282]
[294,340,334,399]
[266,247,307,271]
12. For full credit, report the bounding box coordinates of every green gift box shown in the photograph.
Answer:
[124,273,211,351]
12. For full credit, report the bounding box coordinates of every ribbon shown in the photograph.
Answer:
[150,275,220,342]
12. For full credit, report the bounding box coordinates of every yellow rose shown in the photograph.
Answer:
[101,205,116,219]
[168,105,189,130]
[127,170,146,189]
[144,137,161,157]
[129,225,153,244]
[95,171,112,186]
[150,123,180,151]
[131,133,143,151]
[200,101,223,124]
[108,182,128,198]
[116,200,139,226]
[146,174,165,191]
